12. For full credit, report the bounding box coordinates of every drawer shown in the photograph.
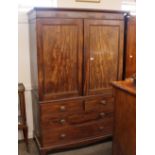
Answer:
[41,111,113,129]
[84,96,114,112]
[40,100,84,117]
[68,111,113,125]
[41,118,113,147]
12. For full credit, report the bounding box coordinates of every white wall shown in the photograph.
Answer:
[18,12,34,139]
[18,0,134,140]
[57,0,122,10]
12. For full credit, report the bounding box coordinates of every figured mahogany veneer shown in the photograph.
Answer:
[28,8,128,155]
[37,18,83,101]
[84,19,124,95]
[42,118,113,147]
[40,100,84,117]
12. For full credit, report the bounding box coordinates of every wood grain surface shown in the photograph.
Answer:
[37,19,83,100]
[28,8,127,155]
[84,19,124,95]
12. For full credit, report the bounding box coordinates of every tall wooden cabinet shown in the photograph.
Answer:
[28,8,128,155]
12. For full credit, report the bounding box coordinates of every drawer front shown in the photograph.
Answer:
[40,100,84,117]
[41,111,113,129]
[42,117,113,147]
[84,96,114,112]
[68,111,113,125]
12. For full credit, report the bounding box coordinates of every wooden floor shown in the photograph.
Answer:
[18,139,112,155]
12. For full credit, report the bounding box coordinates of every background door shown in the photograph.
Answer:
[84,19,124,95]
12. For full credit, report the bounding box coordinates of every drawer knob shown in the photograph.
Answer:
[90,57,94,61]
[60,106,66,112]
[60,119,66,124]
[100,112,105,117]
[99,126,104,130]
[60,134,66,139]
[100,100,106,105]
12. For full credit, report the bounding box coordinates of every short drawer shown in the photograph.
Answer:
[84,96,114,112]
[40,100,84,117]
[41,118,113,147]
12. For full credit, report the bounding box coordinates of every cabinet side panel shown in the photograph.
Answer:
[29,20,38,95]
[29,20,41,142]
[31,92,41,143]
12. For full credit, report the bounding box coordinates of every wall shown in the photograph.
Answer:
[18,12,33,139]
[18,0,133,140]
[57,0,122,10]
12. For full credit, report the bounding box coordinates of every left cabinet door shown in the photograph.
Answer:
[37,19,83,101]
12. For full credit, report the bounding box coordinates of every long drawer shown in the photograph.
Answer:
[41,111,113,128]
[41,117,113,147]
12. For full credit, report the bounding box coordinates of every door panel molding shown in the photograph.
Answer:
[84,19,124,95]
[37,19,83,100]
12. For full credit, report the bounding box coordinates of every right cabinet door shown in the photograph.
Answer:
[84,19,125,95]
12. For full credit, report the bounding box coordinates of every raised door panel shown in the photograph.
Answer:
[37,19,83,100]
[125,16,136,78]
[84,19,124,95]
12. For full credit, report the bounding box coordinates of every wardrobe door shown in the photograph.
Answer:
[84,19,124,95]
[37,19,83,100]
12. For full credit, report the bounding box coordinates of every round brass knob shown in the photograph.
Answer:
[100,100,106,105]
[100,112,105,117]
[99,126,104,130]
[60,119,66,124]
[60,134,66,139]
[60,105,66,112]
[90,57,94,61]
